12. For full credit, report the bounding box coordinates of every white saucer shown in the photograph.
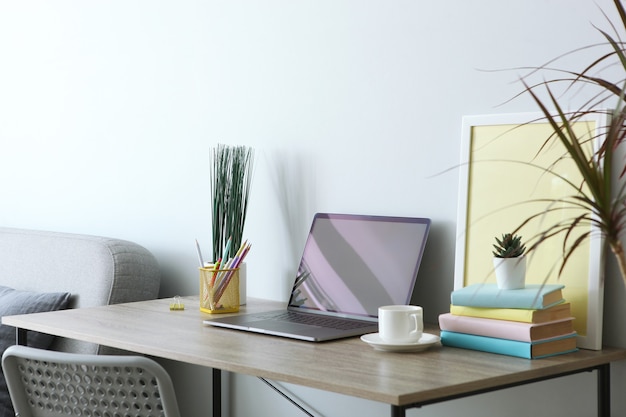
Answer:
[360,333,440,352]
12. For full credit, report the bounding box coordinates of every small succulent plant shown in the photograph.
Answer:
[492,233,526,258]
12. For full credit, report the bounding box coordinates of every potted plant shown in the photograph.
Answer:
[505,0,626,287]
[492,233,527,290]
[210,144,254,303]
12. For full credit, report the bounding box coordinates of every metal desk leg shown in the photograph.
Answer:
[598,363,610,417]
[390,364,611,417]
[391,405,405,417]
[213,368,221,417]
[16,328,27,346]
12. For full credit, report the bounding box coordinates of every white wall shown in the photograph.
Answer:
[1,1,625,416]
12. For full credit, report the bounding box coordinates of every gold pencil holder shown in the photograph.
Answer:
[199,266,240,314]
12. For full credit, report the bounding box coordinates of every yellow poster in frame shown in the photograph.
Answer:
[454,113,605,350]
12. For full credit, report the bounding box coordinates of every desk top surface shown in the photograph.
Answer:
[4,297,626,406]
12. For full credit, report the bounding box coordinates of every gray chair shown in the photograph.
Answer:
[1,345,181,417]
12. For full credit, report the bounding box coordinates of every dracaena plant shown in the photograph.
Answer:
[210,144,254,263]
[509,0,626,285]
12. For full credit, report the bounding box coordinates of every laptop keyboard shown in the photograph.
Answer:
[256,311,375,330]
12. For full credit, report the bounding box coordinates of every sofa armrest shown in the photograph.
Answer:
[0,227,161,354]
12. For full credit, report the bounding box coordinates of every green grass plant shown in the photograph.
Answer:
[210,144,254,263]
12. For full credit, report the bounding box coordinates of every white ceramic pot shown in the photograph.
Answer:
[493,256,526,290]
[238,262,247,305]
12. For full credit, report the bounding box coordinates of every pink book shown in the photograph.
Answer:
[438,313,575,342]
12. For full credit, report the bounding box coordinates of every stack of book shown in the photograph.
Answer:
[438,283,577,359]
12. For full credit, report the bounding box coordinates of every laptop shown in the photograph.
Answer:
[203,213,431,341]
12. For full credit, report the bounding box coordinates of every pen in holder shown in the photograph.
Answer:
[199,266,240,314]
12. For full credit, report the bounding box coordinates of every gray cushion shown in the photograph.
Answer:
[0,285,71,417]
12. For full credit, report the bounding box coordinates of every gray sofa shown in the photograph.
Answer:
[0,227,161,353]
[0,227,161,417]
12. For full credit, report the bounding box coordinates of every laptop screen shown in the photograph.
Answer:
[288,213,431,319]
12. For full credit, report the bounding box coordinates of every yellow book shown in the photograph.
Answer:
[449,302,571,324]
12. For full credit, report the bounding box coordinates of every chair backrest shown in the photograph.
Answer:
[1,345,181,417]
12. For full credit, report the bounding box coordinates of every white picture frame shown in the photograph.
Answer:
[454,112,606,350]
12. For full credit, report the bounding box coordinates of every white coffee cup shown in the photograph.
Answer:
[378,305,423,343]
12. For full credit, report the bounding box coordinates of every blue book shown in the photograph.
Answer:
[440,330,578,359]
[451,283,565,310]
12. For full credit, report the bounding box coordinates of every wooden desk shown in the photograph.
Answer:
[3,297,626,417]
